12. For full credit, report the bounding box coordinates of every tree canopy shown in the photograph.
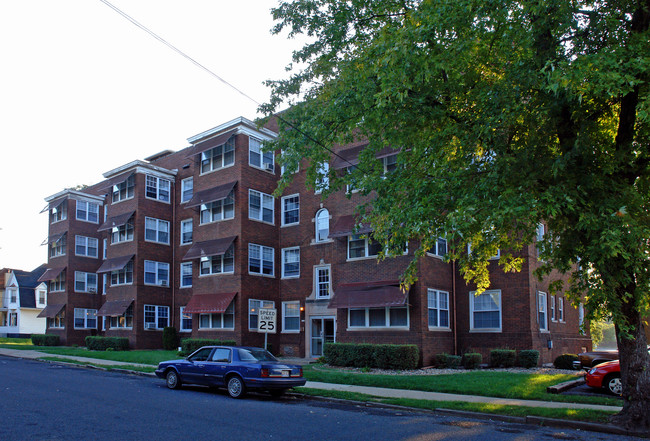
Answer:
[263,0,650,428]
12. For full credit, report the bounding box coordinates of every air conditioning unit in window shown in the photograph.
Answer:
[264,163,274,172]
[159,280,168,287]
[88,288,96,293]
[145,323,157,329]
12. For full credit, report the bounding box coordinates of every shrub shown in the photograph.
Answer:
[162,327,178,351]
[517,350,540,368]
[31,334,60,346]
[180,338,236,356]
[324,343,419,369]
[462,352,483,369]
[554,353,578,370]
[433,353,461,369]
[374,344,419,370]
[85,336,129,351]
[490,349,517,367]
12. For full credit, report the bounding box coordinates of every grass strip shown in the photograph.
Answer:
[39,356,156,374]
[296,388,616,424]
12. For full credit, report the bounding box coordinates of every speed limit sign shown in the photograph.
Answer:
[258,308,277,334]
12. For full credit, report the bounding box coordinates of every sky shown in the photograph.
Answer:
[0,0,304,270]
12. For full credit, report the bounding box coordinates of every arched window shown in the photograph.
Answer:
[315,209,329,242]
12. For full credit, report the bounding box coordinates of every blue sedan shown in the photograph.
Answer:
[155,346,306,398]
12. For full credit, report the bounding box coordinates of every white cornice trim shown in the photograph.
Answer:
[102,160,176,179]
[187,116,277,144]
[44,189,105,203]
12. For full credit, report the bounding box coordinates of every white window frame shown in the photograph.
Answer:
[199,245,235,276]
[199,193,234,224]
[75,235,98,258]
[145,175,171,203]
[111,261,133,286]
[248,299,275,330]
[469,290,502,332]
[180,306,192,332]
[427,289,450,329]
[248,189,275,224]
[347,234,382,260]
[281,247,300,279]
[427,237,448,258]
[314,162,329,194]
[248,243,274,276]
[145,217,170,245]
[538,291,548,331]
[201,138,235,174]
[282,301,300,333]
[144,261,170,287]
[314,266,331,299]
[537,223,545,259]
[37,289,46,307]
[180,262,192,288]
[281,194,300,226]
[7,288,17,305]
[50,200,67,224]
[112,175,135,203]
[550,295,556,322]
[74,271,98,293]
[76,200,99,223]
[383,154,398,174]
[74,308,97,329]
[144,304,169,330]
[315,208,330,243]
[109,305,133,329]
[347,305,409,329]
[49,309,65,328]
[199,303,235,330]
[50,235,66,258]
[181,177,193,203]
[249,137,274,170]
[102,238,107,259]
[50,271,66,292]
[558,297,565,322]
[180,219,193,245]
[111,219,134,244]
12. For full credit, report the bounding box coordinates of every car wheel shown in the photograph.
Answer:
[166,370,182,390]
[604,374,622,395]
[226,375,246,398]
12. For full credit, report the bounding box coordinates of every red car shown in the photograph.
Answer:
[585,360,621,395]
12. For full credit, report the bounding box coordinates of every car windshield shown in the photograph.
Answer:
[238,348,278,362]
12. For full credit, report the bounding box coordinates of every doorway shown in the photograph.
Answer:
[310,317,335,358]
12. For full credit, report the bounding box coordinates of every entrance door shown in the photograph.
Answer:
[311,317,335,357]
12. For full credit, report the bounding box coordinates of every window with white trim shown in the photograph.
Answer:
[249,190,274,224]
[145,175,171,202]
[199,303,234,329]
[76,201,99,223]
[248,244,274,276]
[536,223,545,259]
[348,305,409,328]
[282,301,300,332]
[558,297,564,322]
[50,235,66,258]
[315,162,329,193]
[427,238,447,258]
[383,154,398,174]
[144,261,170,286]
[111,261,133,286]
[103,239,107,259]
[281,194,299,226]
[49,309,65,328]
[102,274,107,294]
[314,266,331,299]
[50,271,66,292]
[74,272,97,293]
[180,219,193,245]
[538,291,548,331]
[180,262,192,287]
[180,306,192,332]
[315,209,329,242]
[427,289,450,328]
[550,295,556,321]
[8,288,17,304]
[345,165,361,193]
[578,303,585,333]
[145,217,170,244]
[248,299,274,330]
[200,245,234,275]
[144,304,169,329]
[75,236,98,258]
[112,175,135,203]
[469,290,501,331]
[347,234,382,259]
[109,305,133,328]
[200,192,234,224]
[249,137,274,170]
[37,289,46,307]
[50,200,67,223]
[201,138,235,173]
[281,247,300,278]
[111,218,134,243]
[181,177,193,203]
[74,308,97,329]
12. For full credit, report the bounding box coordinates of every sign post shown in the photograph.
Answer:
[258,308,277,351]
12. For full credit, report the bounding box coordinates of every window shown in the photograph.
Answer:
[467,243,500,260]
[249,137,274,170]
[50,234,66,258]
[180,306,192,332]
[249,190,274,224]
[200,245,235,275]
[74,308,97,329]
[199,303,235,329]
[248,299,274,330]
[111,261,133,285]
[201,137,235,173]
[50,271,66,292]
[145,217,170,244]
[470,290,501,331]
[49,309,65,328]
[180,219,193,245]
[144,261,170,286]
[315,209,329,242]
[180,262,192,287]
[112,175,135,203]
[103,239,107,259]
[76,201,99,223]
[102,274,107,294]
[111,218,134,243]
[315,266,331,299]
[248,244,274,276]
[558,297,564,322]
[109,305,133,329]
[181,177,193,203]
[37,290,46,306]
[281,247,300,278]
[74,272,97,293]
[145,175,171,202]
[50,200,67,223]
[200,192,234,224]
[537,223,545,259]
[75,235,98,258]
[428,237,447,257]
[383,154,398,174]
[8,288,17,304]
[281,194,299,226]
[550,295,556,321]
[345,165,361,193]
[348,306,408,328]
[427,289,450,328]
[282,301,300,332]
[538,291,548,331]
[315,162,329,193]
[347,234,382,259]
[144,305,169,329]
[9,312,17,326]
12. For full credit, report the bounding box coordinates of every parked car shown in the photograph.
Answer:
[585,360,622,395]
[573,349,618,370]
[155,346,306,398]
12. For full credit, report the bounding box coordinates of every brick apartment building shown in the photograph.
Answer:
[38,116,591,365]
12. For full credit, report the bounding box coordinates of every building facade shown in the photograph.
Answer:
[1,265,48,337]
[40,116,591,364]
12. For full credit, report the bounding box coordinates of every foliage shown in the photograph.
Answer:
[554,354,579,370]
[162,327,178,351]
[433,353,462,369]
[31,334,59,346]
[179,338,236,356]
[517,350,540,369]
[324,343,419,369]
[462,352,483,370]
[490,349,517,368]
[85,336,129,351]
[590,320,617,349]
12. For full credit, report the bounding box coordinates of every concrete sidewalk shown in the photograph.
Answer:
[0,347,622,412]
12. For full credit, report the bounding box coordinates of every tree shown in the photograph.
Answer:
[263,0,650,429]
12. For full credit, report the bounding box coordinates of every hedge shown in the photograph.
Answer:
[554,353,578,370]
[324,343,419,370]
[433,353,461,369]
[85,336,129,351]
[517,349,540,368]
[162,327,178,351]
[31,334,60,346]
[461,352,483,370]
[180,338,236,355]
[490,349,517,367]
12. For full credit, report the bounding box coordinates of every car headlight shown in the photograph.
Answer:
[588,368,597,375]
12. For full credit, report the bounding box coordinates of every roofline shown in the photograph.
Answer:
[187,116,277,144]
[44,189,105,203]
[102,160,177,179]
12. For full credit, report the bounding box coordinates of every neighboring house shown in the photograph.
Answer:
[0,265,48,337]
[39,116,591,364]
